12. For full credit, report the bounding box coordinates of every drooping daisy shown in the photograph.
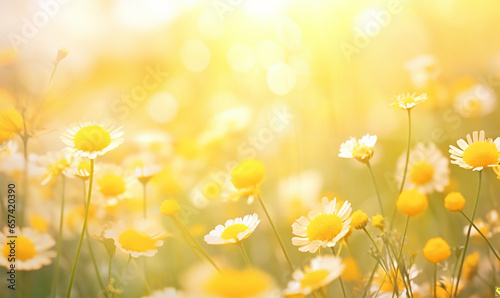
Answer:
[39,149,73,185]
[204,214,260,245]
[338,134,377,164]
[396,142,450,194]
[104,220,167,258]
[390,93,428,110]
[0,227,56,271]
[142,287,184,298]
[283,255,344,295]
[449,130,500,171]
[95,164,136,206]
[463,210,500,238]
[291,197,352,253]
[61,122,124,159]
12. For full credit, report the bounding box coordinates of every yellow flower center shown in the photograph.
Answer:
[462,141,499,168]
[410,161,434,185]
[98,174,126,197]
[2,236,36,261]
[77,161,91,172]
[300,269,330,289]
[221,224,249,241]
[73,125,111,152]
[306,214,343,241]
[118,229,157,253]
[30,215,49,233]
[352,145,373,162]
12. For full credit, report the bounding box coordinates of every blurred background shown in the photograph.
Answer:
[1,0,500,297]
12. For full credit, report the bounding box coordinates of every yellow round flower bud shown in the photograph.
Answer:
[160,199,180,216]
[396,189,428,216]
[351,210,368,229]
[423,237,451,263]
[461,252,479,281]
[371,213,385,231]
[230,159,265,189]
[444,192,466,212]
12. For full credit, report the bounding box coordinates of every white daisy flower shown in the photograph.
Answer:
[396,142,450,194]
[283,255,344,295]
[291,197,352,253]
[370,262,421,298]
[0,227,56,271]
[61,122,124,159]
[204,213,260,245]
[39,149,73,185]
[339,134,377,164]
[95,164,136,206]
[449,130,500,171]
[104,220,167,258]
[390,93,427,110]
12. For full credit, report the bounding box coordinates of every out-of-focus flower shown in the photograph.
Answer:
[396,143,449,194]
[65,203,103,237]
[338,134,377,164]
[292,197,352,253]
[449,130,500,171]
[142,287,184,298]
[444,192,466,212]
[371,263,420,297]
[277,170,323,224]
[39,150,73,185]
[371,213,385,231]
[405,55,440,89]
[435,277,463,298]
[396,189,428,217]
[29,214,50,233]
[123,153,161,184]
[160,199,180,217]
[0,109,24,135]
[198,106,253,147]
[283,255,344,295]
[463,210,500,238]
[341,257,361,282]
[461,252,479,282]
[61,122,124,159]
[104,221,167,258]
[53,47,69,64]
[454,83,496,118]
[93,223,116,258]
[0,227,55,271]
[95,164,135,206]
[63,158,93,180]
[204,213,260,245]
[350,210,368,230]
[182,263,275,298]
[390,93,427,110]
[230,159,265,190]
[423,237,451,263]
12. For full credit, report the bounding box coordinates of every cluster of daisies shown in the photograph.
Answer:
[0,92,499,298]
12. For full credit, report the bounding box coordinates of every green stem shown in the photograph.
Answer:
[363,263,378,298]
[86,230,105,293]
[394,216,410,297]
[331,247,347,298]
[367,162,385,217]
[52,176,66,298]
[433,263,437,298]
[399,110,412,194]
[460,211,500,261]
[256,193,294,271]
[172,215,222,273]
[115,255,131,290]
[363,228,388,274]
[108,256,113,297]
[238,242,252,267]
[66,159,95,298]
[131,258,151,294]
[454,171,482,297]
